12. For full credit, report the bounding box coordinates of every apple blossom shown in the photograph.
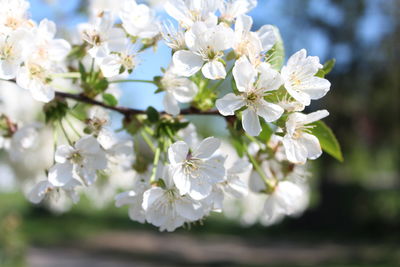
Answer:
[173,21,234,80]
[281,49,331,106]
[216,56,284,136]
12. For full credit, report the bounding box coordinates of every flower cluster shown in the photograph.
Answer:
[0,0,341,232]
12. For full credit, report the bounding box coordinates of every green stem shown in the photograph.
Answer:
[150,147,161,183]
[246,150,275,190]
[109,79,156,84]
[65,117,82,138]
[59,120,73,146]
[51,72,81,79]
[140,130,156,153]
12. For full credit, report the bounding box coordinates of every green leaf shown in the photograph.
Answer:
[265,26,285,70]
[258,123,273,143]
[146,106,159,123]
[310,121,343,162]
[322,58,336,75]
[94,78,109,93]
[43,99,69,123]
[78,62,87,82]
[102,93,118,107]
[315,58,336,78]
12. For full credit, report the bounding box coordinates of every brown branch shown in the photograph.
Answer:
[54,91,223,117]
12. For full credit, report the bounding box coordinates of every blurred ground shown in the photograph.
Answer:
[27,231,400,267]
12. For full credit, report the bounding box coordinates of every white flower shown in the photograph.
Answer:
[30,19,71,64]
[89,0,124,17]
[172,21,234,80]
[282,110,329,164]
[219,0,257,23]
[28,178,81,204]
[262,180,307,224]
[95,41,137,78]
[202,159,251,213]
[48,135,107,187]
[161,66,198,116]
[160,20,186,51]
[0,0,34,34]
[79,13,126,59]
[233,15,276,63]
[164,0,219,29]
[115,173,150,223]
[168,137,226,200]
[281,49,331,106]
[9,123,42,161]
[16,61,56,103]
[216,56,284,136]
[0,29,32,79]
[142,166,205,232]
[222,159,251,198]
[119,0,159,39]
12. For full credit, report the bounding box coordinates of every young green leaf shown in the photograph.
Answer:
[146,106,160,123]
[310,121,343,162]
[265,26,285,70]
[102,93,118,107]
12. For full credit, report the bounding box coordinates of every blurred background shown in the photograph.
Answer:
[0,0,399,266]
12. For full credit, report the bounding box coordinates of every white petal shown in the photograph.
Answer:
[300,133,323,160]
[202,61,226,80]
[233,56,257,92]
[97,128,117,150]
[257,63,283,91]
[189,178,212,200]
[193,137,221,159]
[216,93,245,116]
[172,50,203,77]
[176,198,203,221]
[173,168,191,195]
[48,163,74,187]
[55,145,74,163]
[142,187,164,210]
[163,92,180,116]
[242,109,261,136]
[256,100,284,122]
[30,85,55,103]
[168,141,189,164]
[282,135,308,164]
[301,77,331,100]
[28,180,53,204]
[303,110,330,124]
[75,135,101,154]
[257,24,276,52]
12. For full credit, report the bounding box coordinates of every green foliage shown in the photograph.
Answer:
[310,121,343,162]
[259,122,273,144]
[316,58,336,78]
[102,93,118,107]
[265,26,285,70]
[43,99,69,123]
[79,61,109,98]
[192,75,217,111]
[146,106,160,123]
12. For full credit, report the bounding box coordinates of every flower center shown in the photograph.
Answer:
[70,152,84,165]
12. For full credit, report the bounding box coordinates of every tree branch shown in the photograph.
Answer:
[54,91,223,117]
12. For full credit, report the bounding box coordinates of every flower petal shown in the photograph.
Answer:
[172,50,203,77]
[216,93,245,116]
[202,61,226,80]
[193,137,221,159]
[242,108,261,136]
[168,141,189,164]
[48,162,74,187]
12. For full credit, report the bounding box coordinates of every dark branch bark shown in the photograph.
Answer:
[54,91,223,117]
